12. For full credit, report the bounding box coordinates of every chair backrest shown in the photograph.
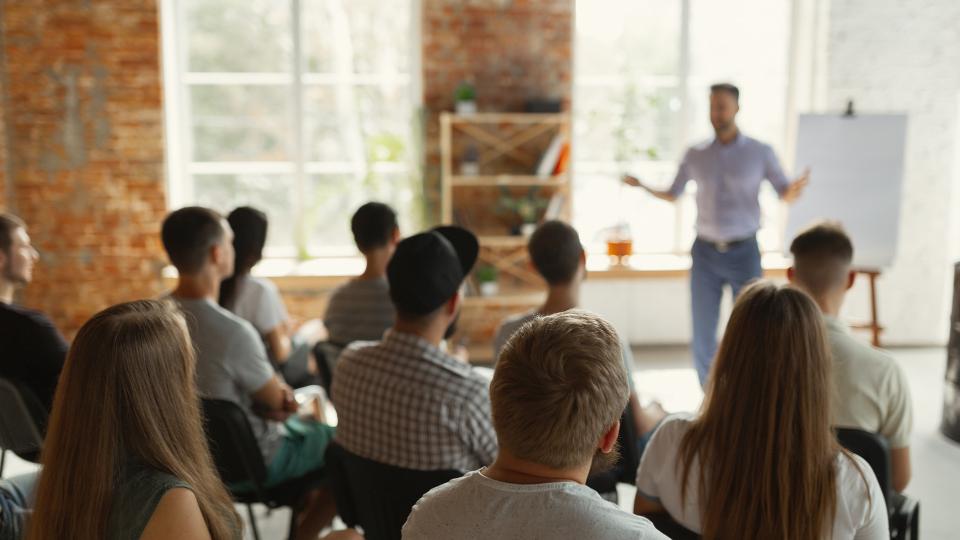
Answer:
[835,427,892,505]
[0,378,45,456]
[200,398,268,489]
[325,441,461,540]
[312,342,342,395]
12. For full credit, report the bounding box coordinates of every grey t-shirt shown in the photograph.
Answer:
[171,296,284,463]
[402,470,668,540]
[106,463,192,540]
[493,310,637,391]
[324,277,395,346]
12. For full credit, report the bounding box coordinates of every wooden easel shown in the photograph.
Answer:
[850,269,883,347]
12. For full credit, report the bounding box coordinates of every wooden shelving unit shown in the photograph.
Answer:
[440,112,572,360]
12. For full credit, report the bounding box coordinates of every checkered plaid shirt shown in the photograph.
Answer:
[331,329,498,471]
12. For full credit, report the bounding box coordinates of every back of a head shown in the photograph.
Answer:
[161,206,224,274]
[681,281,838,540]
[220,207,268,309]
[0,212,25,257]
[790,221,854,297]
[30,299,238,539]
[528,220,583,286]
[492,309,629,470]
[351,202,398,253]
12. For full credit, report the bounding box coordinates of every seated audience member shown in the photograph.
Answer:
[28,300,241,539]
[0,473,38,540]
[788,222,913,492]
[0,213,67,411]
[219,206,318,387]
[493,220,666,452]
[634,281,888,540]
[403,310,668,540]
[332,226,497,471]
[162,207,335,539]
[323,202,399,352]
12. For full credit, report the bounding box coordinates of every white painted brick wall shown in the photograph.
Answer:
[826,0,960,344]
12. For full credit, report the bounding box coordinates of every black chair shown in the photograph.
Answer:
[311,342,343,396]
[646,513,701,540]
[586,403,641,501]
[324,441,461,540]
[200,398,324,540]
[0,378,46,477]
[836,427,920,540]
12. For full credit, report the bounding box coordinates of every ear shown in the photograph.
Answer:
[786,266,796,283]
[599,420,620,454]
[0,250,6,272]
[846,270,856,291]
[446,289,461,316]
[209,243,224,266]
[391,226,401,244]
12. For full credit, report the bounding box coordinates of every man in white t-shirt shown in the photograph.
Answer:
[403,310,667,540]
[788,222,913,492]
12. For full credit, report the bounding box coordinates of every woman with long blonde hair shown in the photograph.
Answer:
[634,281,887,539]
[28,299,241,539]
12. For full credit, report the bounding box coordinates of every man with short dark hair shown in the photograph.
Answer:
[788,222,913,492]
[323,202,399,350]
[403,311,668,540]
[162,206,336,538]
[332,226,497,471]
[0,213,67,411]
[493,220,666,457]
[624,83,810,386]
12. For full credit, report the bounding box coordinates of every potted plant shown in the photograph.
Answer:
[497,187,548,237]
[475,265,499,297]
[454,81,477,115]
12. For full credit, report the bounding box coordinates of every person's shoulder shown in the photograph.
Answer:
[830,329,899,375]
[190,298,261,344]
[404,472,477,530]
[547,484,667,539]
[0,302,57,330]
[835,452,878,496]
[495,310,538,337]
[655,413,695,437]
[245,275,280,297]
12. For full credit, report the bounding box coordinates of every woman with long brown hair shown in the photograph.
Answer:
[633,281,887,539]
[28,299,241,539]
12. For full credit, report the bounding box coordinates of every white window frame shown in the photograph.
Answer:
[160,0,422,259]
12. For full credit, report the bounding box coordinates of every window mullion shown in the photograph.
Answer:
[291,0,307,258]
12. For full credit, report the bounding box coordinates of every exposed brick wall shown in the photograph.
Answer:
[1,0,167,339]
[421,0,573,221]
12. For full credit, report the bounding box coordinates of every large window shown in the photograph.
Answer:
[162,0,420,258]
[574,0,793,255]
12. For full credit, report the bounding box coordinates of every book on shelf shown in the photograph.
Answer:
[552,141,570,175]
[535,133,566,178]
[543,192,566,221]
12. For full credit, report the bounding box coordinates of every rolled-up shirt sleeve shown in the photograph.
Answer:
[763,144,791,195]
[668,150,693,198]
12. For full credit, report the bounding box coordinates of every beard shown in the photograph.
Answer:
[588,442,621,475]
[443,312,460,340]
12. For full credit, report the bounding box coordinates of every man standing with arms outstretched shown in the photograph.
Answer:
[624,83,809,386]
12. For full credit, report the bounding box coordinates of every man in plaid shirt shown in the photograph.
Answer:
[332,225,497,471]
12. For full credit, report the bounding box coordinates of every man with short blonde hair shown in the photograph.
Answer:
[403,310,667,540]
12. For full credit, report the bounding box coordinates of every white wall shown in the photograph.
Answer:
[591,0,960,348]
[825,0,960,345]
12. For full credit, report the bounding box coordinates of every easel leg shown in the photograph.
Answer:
[869,272,881,347]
